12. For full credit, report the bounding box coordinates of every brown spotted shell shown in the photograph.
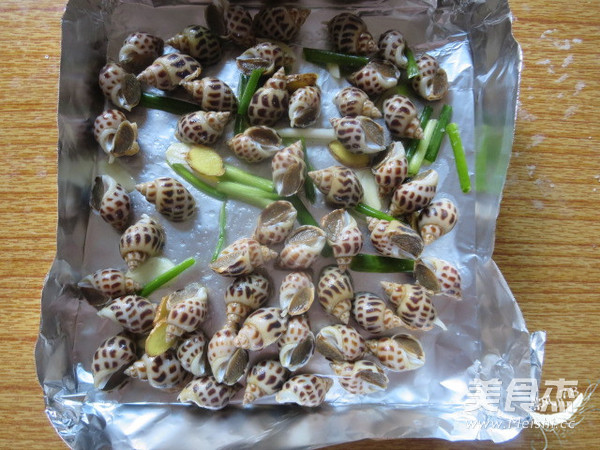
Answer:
[228,126,282,163]
[411,54,449,101]
[208,324,249,385]
[224,273,272,327]
[91,333,137,390]
[97,295,156,334]
[243,360,290,405]
[417,199,459,245]
[289,86,321,128]
[278,315,315,371]
[236,42,291,76]
[248,68,289,126]
[91,175,131,232]
[414,257,462,300]
[254,200,297,246]
[136,177,196,222]
[278,225,327,270]
[372,142,408,197]
[163,283,209,340]
[333,87,382,119]
[180,77,237,112]
[330,116,386,155]
[308,166,364,208]
[330,360,389,395]
[272,140,306,197]
[378,30,407,69]
[320,209,363,271]
[177,331,208,377]
[327,13,377,55]
[93,109,140,162]
[78,268,140,300]
[348,60,400,97]
[233,307,288,351]
[252,6,310,43]
[389,169,438,216]
[179,376,241,410]
[366,334,426,372]
[206,1,255,48]
[166,25,221,66]
[383,95,423,139]
[210,238,278,277]
[124,351,188,390]
[175,111,230,145]
[275,374,333,407]
[381,282,436,330]
[118,32,164,74]
[315,324,366,362]
[119,214,166,270]
[367,217,424,260]
[279,272,314,316]
[353,291,404,334]
[316,265,353,324]
[137,52,202,91]
[98,63,141,111]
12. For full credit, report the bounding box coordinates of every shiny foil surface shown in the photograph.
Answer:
[36,0,545,447]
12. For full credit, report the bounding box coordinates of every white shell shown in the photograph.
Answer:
[275,374,333,407]
[253,200,297,246]
[315,324,366,362]
[272,140,306,197]
[330,360,389,394]
[278,226,327,270]
[178,376,241,410]
[93,109,140,163]
[177,332,208,377]
[279,272,314,316]
[278,315,315,371]
[233,307,288,351]
[289,86,321,128]
[243,360,290,405]
[207,324,249,385]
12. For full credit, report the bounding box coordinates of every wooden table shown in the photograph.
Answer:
[1,0,598,448]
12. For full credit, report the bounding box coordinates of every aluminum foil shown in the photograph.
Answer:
[36,0,546,447]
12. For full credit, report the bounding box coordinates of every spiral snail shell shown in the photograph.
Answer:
[308,166,364,208]
[330,360,389,395]
[248,67,289,126]
[381,281,436,330]
[161,283,209,341]
[252,6,310,43]
[414,257,462,300]
[210,238,278,277]
[223,272,272,327]
[78,268,140,301]
[333,87,382,119]
[378,30,408,69]
[372,142,408,197]
[315,324,366,362]
[90,175,131,232]
[206,0,255,48]
[417,199,459,245]
[279,272,314,317]
[272,140,306,197]
[411,54,449,101]
[98,62,141,111]
[119,214,166,271]
[353,291,404,334]
[97,295,156,334]
[91,333,137,390]
[289,86,321,128]
[166,25,221,66]
[136,177,196,222]
[175,110,230,145]
[316,265,354,324]
[228,126,282,163]
[348,60,400,97]
[320,209,363,271]
[208,323,249,385]
[330,116,386,155]
[233,307,288,351]
[93,109,140,163]
[118,32,164,74]
[275,374,333,407]
[278,225,327,270]
[366,334,426,372]
[177,331,208,377]
[367,217,424,260]
[278,315,315,371]
[243,360,290,405]
[179,376,241,410]
[253,200,297,246]
[137,52,202,91]
[236,42,292,76]
[327,12,377,55]
[389,169,438,216]
[125,351,188,390]
[383,95,423,139]
[180,77,237,112]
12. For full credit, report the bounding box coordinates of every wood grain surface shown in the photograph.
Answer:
[1,0,598,448]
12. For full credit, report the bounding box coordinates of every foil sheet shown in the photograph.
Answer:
[36,0,546,447]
